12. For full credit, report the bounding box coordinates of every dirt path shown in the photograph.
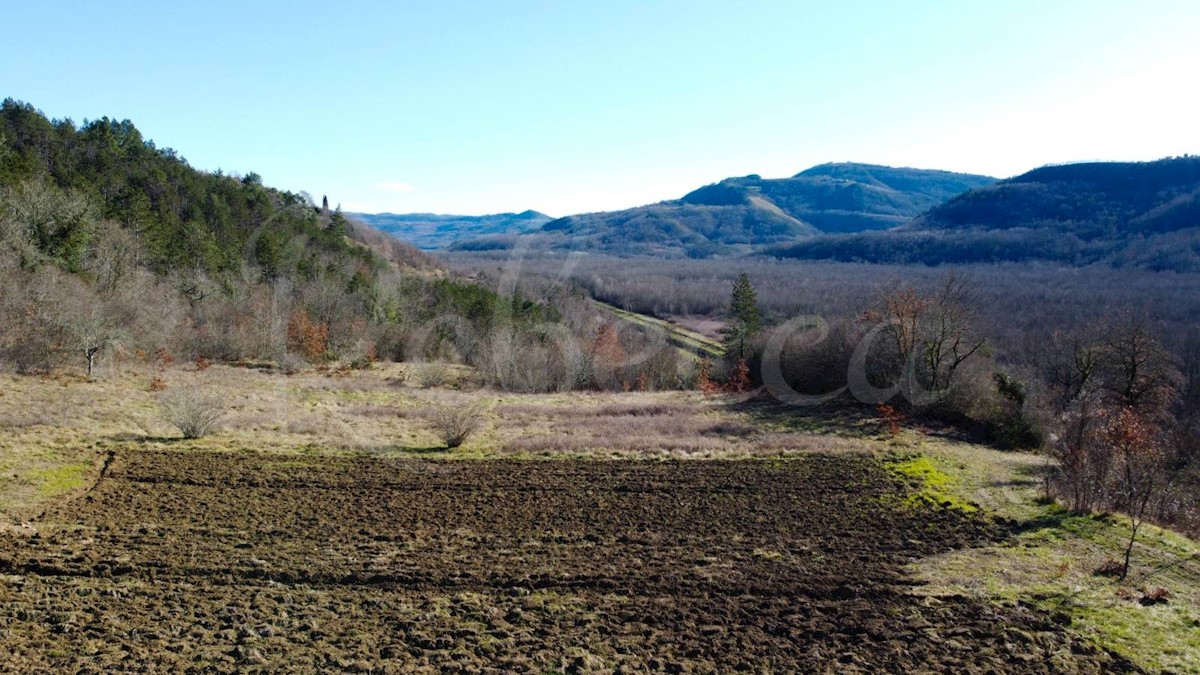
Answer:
[0,451,1136,672]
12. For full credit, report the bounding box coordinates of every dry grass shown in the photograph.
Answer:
[0,362,866,518]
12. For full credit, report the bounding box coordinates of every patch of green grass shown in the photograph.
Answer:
[33,463,91,498]
[908,439,1200,673]
[884,454,977,512]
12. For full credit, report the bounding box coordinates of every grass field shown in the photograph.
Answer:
[591,299,725,359]
[0,362,1196,671]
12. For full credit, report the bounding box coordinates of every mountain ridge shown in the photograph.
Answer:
[771,156,1200,271]
[352,209,552,250]
[454,162,996,257]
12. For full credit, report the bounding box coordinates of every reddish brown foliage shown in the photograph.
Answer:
[635,371,649,392]
[696,357,720,396]
[288,311,329,361]
[726,358,752,393]
[155,347,174,369]
[590,323,626,390]
[590,323,625,364]
[878,404,904,438]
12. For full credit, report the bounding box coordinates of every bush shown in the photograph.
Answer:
[417,363,453,389]
[429,399,486,448]
[159,388,226,439]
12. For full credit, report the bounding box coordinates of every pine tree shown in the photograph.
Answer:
[721,273,762,360]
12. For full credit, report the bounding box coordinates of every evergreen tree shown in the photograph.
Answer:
[721,273,762,359]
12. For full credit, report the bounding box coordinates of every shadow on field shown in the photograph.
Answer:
[103,433,191,444]
[723,393,880,437]
[359,445,450,456]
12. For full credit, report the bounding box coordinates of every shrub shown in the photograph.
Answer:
[430,399,486,448]
[279,352,308,375]
[878,404,904,438]
[418,363,453,389]
[287,310,328,361]
[159,388,226,439]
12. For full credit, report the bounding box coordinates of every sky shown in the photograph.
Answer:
[4,1,1199,216]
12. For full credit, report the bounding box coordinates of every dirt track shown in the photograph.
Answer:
[0,452,1135,672]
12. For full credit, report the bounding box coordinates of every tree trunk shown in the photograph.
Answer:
[1121,517,1140,581]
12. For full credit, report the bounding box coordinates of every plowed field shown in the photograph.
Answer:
[0,452,1135,672]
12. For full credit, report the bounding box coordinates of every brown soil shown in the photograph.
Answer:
[0,452,1136,673]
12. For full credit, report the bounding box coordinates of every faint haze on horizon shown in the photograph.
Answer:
[4,0,1199,216]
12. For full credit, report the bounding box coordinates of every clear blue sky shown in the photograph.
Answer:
[5,1,1199,216]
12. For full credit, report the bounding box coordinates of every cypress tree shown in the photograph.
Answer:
[722,273,762,359]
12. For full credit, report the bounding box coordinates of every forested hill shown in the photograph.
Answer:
[351,210,552,250]
[453,163,994,258]
[914,157,1200,235]
[0,98,430,278]
[0,99,557,373]
[771,157,1200,271]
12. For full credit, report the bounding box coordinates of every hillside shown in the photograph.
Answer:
[771,156,1200,270]
[455,163,994,257]
[0,98,426,278]
[0,99,557,372]
[351,209,552,250]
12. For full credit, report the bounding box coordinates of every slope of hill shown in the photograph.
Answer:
[456,163,994,257]
[351,210,552,250]
[771,157,1200,271]
[0,99,559,372]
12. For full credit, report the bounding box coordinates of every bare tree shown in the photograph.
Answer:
[65,305,126,378]
[1051,395,1112,514]
[1041,329,1101,412]
[1099,313,1182,416]
[868,272,987,403]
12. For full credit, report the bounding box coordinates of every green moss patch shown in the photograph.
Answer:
[885,454,978,512]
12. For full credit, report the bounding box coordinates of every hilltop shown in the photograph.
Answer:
[771,156,1200,270]
[454,163,994,257]
[351,209,552,250]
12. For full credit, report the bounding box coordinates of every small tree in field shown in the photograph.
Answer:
[877,404,905,438]
[1105,407,1169,580]
[67,305,125,379]
[287,309,328,362]
[1052,397,1112,515]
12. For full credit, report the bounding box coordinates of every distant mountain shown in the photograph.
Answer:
[771,157,1200,271]
[454,163,995,258]
[351,210,552,250]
